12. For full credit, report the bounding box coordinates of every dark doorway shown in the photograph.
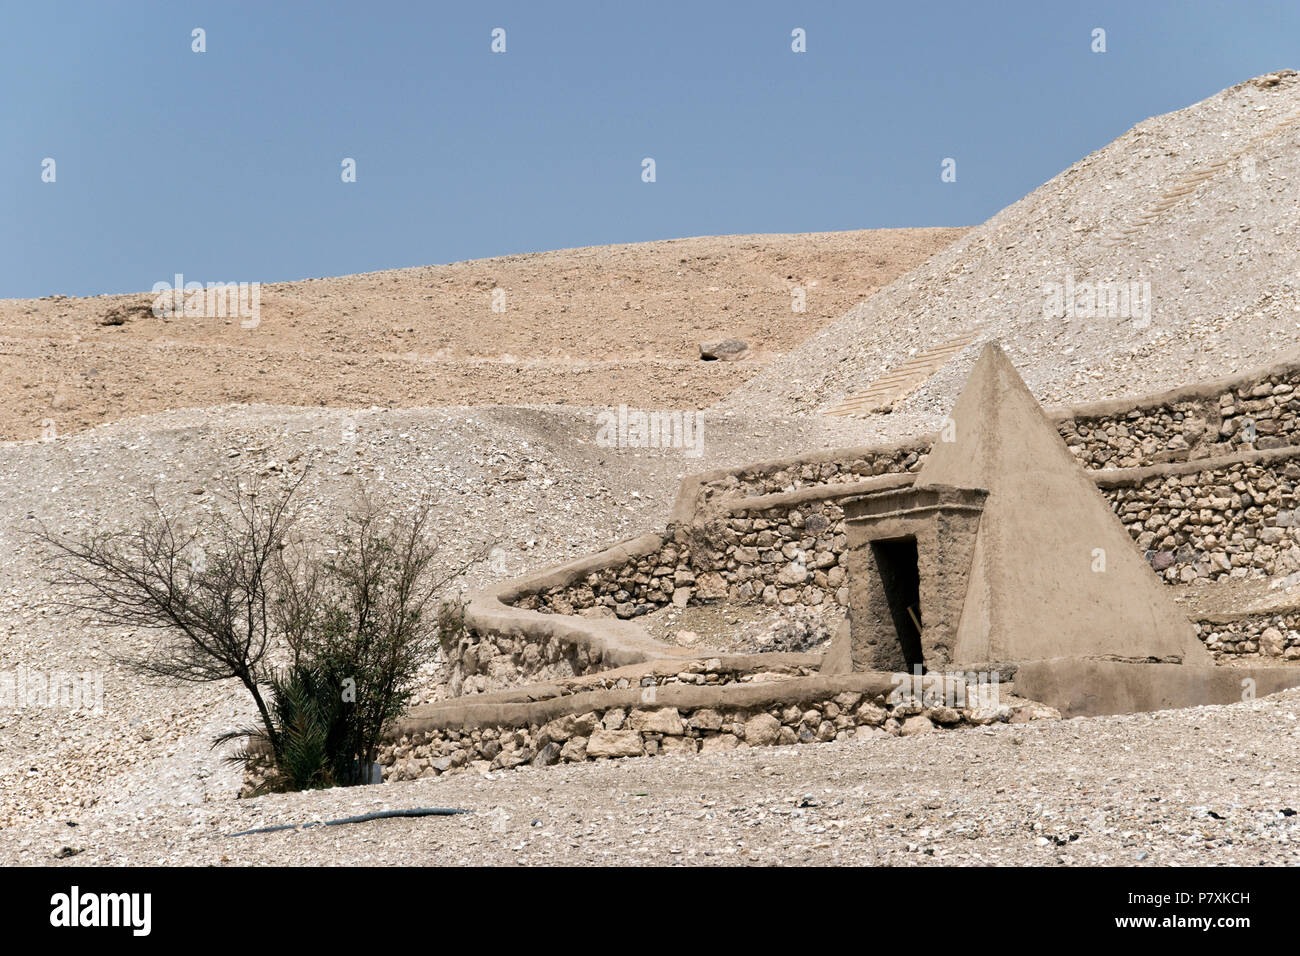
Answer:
[870,536,924,671]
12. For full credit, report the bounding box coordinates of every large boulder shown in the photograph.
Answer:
[700,733,740,753]
[539,711,599,744]
[585,730,645,758]
[560,736,589,762]
[659,736,698,755]
[1260,627,1286,657]
[687,708,723,731]
[699,339,750,362]
[629,707,685,735]
[743,713,782,746]
[899,715,935,736]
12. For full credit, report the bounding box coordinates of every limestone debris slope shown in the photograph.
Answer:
[726,70,1300,444]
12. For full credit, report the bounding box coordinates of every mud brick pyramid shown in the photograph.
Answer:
[911,342,1210,666]
[845,343,1208,671]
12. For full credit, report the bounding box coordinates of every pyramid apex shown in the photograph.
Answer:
[913,338,1044,491]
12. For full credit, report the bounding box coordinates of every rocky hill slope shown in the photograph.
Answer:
[727,71,1300,446]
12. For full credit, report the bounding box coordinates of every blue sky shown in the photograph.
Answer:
[2,0,1297,298]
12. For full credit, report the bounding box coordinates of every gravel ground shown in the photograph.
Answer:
[638,601,843,656]
[3,689,1298,866]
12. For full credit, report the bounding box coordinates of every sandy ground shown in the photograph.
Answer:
[0,229,962,442]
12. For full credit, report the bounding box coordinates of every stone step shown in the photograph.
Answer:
[824,332,980,416]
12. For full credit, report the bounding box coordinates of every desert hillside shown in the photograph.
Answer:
[729,70,1300,441]
[0,229,962,442]
[7,71,1300,870]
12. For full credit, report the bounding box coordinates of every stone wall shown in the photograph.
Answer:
[571,658,821,692]
[429,635,820,704]
[380,689,1057,782]
[680,360,1300,520]
[1217,377,1300,453]
[1099,452,1300,583]
[516,495,859,617]
[1195,614,1300,661]
[510,447,1300,628]
[695,445,926,501]
[1060,401,1216,470]
[676,359,1300,491]
[706,500,849,607]
[433,626,606,699]
[689,362,1300,484]
[1058,363,1300,470]
[502,357,1300,621]
[510,538,681,619]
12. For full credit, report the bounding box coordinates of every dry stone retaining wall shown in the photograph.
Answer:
[1194,614,1300,661]
[510,537,680,619]
[380,688,1054,782]
[435,637,820,702]
[1100,453,1300,583]
[708,500,850,607]
[694,444,926,501]
[515,490,880,617]
[1060,401,1216,470]
[436,626,606,699]
[509,448,1300,629]
[676,358,1300,489]
[1057,361,1300,470]
[505,357,1300,620]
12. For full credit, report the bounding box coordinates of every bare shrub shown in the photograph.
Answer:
[37,476,473,792]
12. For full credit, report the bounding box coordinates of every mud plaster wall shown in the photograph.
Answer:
[845,499,984,674]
